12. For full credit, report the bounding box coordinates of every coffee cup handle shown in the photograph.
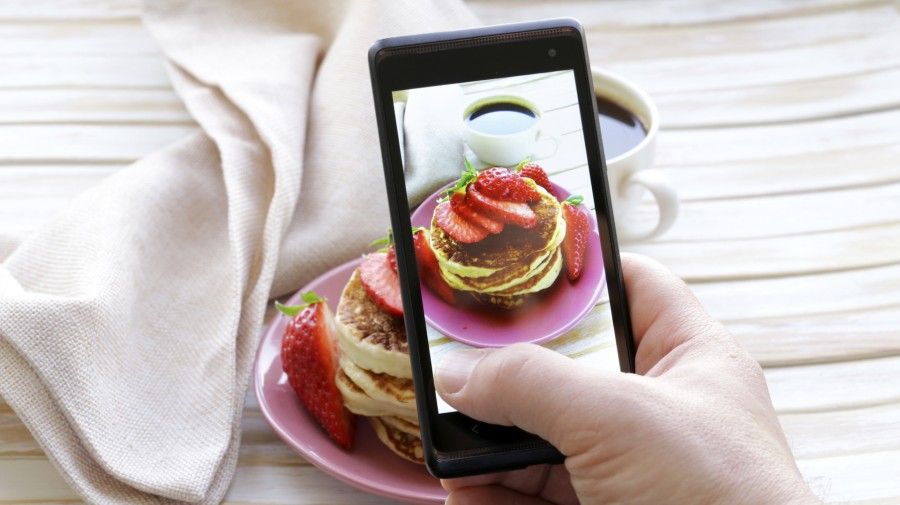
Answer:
[619,169,679,242]
[532,132,559,160]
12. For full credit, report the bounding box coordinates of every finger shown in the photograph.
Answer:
[442,465,549,494]
[539,464,579,505]
[446,485,557,505]
[435,343,639,452]
[620,253,724,373]
[442,464,577,505]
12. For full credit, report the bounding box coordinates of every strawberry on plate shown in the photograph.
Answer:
[386,247,397,273]
[359,252,404,317]
[449,191,504,234]
[435,201,490,243]
[413,227,455,305]
[474,166,539,203]
[370,230,399,272]
[561,195,589,281]
[466,185,538,229]
[515,159,554,194]
[276,292,355,449]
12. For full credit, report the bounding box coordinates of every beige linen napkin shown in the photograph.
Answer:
[0,1,476,504]
[402,84,468,206]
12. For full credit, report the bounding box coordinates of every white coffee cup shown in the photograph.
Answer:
[461,95,558,167]
[592,67,678,242]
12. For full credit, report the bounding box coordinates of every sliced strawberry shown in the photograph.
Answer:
[359,252,404,317]
[413,227,455,304]
[474,166,540,203]
[516,160,554,194]
[466,185,538,229]
[277,293,355,449]
[450,191,504,234]
[561,195,590,281]
[435,201,490,243]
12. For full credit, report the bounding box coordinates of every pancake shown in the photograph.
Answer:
[431,187,562,278]
[369,417,424,464]
[335,270,411,379]
[471,249,563,309]
[339,356,415,408]
[441,212,565,294]
[491,248,562,297]
[336,368,418,421]
[379,415,421,437]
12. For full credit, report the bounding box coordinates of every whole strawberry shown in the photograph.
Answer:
[277,292,355,449]
[561,195,590,281]
[516,159,554,194]
[474,166,540,203]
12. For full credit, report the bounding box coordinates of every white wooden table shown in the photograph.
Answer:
[2,1,899,503]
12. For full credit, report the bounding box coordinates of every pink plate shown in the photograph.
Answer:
[411,182,604,347]
[254,259,445,504]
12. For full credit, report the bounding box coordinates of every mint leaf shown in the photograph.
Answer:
[565,194,584,206]
[275,291,325,316]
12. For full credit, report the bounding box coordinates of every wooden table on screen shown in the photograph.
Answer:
[1,1,899,503]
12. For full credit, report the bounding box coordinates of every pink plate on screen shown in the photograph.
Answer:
[254,259,445,504]
[410,182,604,348]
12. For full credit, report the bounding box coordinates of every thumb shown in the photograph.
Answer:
[435,343,640,453]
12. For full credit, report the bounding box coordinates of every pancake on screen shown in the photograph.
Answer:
[431,159,589,309]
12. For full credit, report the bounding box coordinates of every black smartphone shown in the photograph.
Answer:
[369,18,636,478]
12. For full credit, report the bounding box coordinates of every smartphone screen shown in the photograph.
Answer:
[392,69,621,414]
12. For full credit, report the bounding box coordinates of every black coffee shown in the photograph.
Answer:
[467,102,538,135]
[597,97,646,159]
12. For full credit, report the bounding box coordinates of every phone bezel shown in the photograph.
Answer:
[368,18,637,478]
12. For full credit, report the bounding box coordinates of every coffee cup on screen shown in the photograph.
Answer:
[462,95,558,167]
[592,67,678,242]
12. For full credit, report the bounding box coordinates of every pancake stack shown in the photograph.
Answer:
[431,185,566,308]
[334,269,424,464]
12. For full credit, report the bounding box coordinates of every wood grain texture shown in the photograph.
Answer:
[1,0,899,503]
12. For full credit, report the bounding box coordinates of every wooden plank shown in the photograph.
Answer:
[656,108,900,167]
[0,166,121,237]
[0,0,140,21]
[766,356,900,414]
[0,461,79,501]
[0,89,191,124]
[662,142,900,201]
[0,55,171,89]
[798,449,900,504]
[0,21,157,55]
[691,262,900,321]
[469,0,880,28]
[0,402,43,459]
[0,125,197,163]
[225,465,398,505]
[603,30,900,93]
[582,4,900,61]
[656,67,900,129]
[631,182,900,241]
[727,305,900,367]
[626,221,900,282]
[782,402,900,459]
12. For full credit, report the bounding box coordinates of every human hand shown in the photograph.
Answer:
[435,253,820,505]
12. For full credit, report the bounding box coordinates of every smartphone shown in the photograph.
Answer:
[369,18,636,478]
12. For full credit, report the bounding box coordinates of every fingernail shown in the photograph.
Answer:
[435,348,486,395]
